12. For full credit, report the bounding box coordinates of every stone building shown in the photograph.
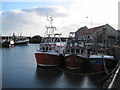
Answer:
[117,30,120,44]
[75,24,118,45]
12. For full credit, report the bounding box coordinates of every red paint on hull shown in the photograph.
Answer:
[65,55,84,69]
[35,53,62,66]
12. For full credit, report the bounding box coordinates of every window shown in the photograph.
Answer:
[76,49,79,53]
[81,50,84,54]
[71,49,75,53]
[88,36,90,38]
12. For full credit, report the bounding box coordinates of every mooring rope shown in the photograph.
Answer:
[102,56,110,75]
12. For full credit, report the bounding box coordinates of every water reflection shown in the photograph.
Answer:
[88,73,109,88]
[63,72,84,88]
[81,76,95,88]
[35,66,107,88]
[2,44,110,88]
[35,67,63,88]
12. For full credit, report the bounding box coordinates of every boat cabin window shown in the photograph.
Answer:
[81,50,84,54]
[40,46,46,51]
[66,48,82,54]
[71,48,75,53]
[66,48,70,54]
[46,46,49,51]
[76,49,80,54]
[88,36,90,38]
[51,46,55,50]
[40,45,56,52]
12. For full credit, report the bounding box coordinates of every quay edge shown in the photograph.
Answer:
[103,45,120,89]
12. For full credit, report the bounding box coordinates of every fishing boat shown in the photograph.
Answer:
[2,40,14,48]
[88,28,117,71]
[64,32,88,69]
[35,17,65,67]
[14,39,28,45]
[2,35,14,48]
[88,54,117,71]
[12,33,28,45]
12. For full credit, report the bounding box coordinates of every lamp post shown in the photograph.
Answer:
[86,17,96,54]
[86,16,92,35]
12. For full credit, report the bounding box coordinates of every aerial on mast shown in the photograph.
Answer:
[46,14,56,30]
[47,15,53,27]
[45,15,56,41]
[50,17,53,27]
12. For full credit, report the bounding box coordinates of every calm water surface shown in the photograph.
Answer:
[2,44,109,88]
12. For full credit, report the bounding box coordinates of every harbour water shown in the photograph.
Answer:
[2,44,110,89]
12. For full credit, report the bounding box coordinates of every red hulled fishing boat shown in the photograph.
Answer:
[64,32,88,69]
[35,17,65,67]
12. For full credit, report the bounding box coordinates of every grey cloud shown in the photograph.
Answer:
[2,11,30,34]
[2,6,68,35]
[22,7,68,17]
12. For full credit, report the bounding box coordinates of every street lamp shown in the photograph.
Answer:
[86,17,92,35]
[86,17,96,54]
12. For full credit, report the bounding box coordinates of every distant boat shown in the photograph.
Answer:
[12,33,28,45]
[35,16,65,67]
[64,33,88,69]
[2,39,14,48]
[14,39,28,45]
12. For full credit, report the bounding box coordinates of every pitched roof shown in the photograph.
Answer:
[80,25,105,35]
[76,26,88,33]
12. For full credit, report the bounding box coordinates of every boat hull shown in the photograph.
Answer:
[2,41,14,48]
[2,43,11,48]
[65,54,85,69]
[89,58,117,71]
[35,51,63,67]
[14,41,28,45]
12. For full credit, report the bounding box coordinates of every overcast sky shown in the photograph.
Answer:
[1,0,119,37]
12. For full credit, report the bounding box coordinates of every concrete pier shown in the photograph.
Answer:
[109,64,120,88]
[103,45,120,89]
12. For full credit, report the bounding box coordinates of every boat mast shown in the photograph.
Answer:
[46,16,56,43]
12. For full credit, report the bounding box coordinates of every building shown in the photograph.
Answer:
[117,30,120,44]
[75,24,118,45]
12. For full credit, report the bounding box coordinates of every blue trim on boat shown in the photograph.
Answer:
[89,59,106,65]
